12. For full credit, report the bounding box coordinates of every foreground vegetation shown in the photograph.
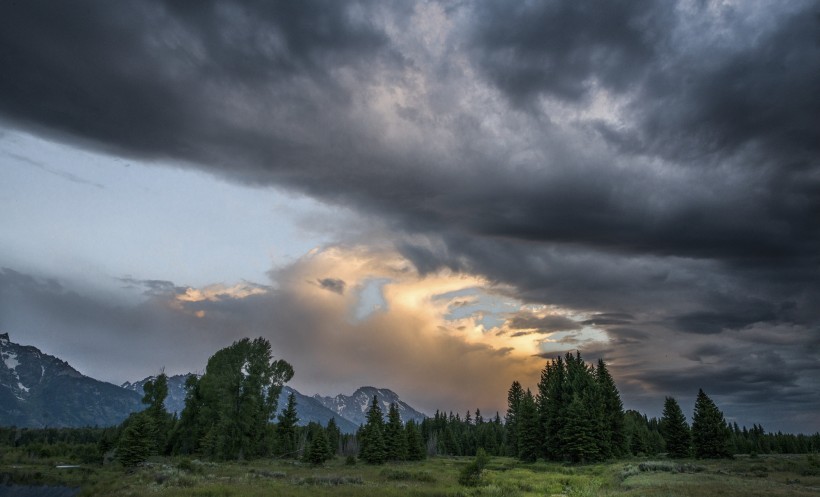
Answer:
[2,452,820,497]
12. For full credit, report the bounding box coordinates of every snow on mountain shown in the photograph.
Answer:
[0,332,142,427]
[313,386,427,427]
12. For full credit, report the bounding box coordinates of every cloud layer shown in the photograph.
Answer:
[1,1,818,432]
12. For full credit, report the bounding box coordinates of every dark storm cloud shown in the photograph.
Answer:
[468,0,671,103]
[508,313,581,333]
[1,1,819,431]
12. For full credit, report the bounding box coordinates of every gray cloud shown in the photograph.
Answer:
[1,1,818,432]
[316,278,346,295]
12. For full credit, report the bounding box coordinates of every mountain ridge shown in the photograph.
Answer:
[0,332,143,427]
[1,333,426,432]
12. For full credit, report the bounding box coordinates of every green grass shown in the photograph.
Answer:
[2,452,820,497]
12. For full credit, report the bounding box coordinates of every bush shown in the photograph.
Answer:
[458,448,490,487]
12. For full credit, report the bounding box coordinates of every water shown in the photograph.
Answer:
[0,485,79,497]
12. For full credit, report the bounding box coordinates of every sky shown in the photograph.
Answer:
[0,0,818,433]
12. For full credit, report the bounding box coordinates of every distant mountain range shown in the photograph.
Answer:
[1,333,426,432]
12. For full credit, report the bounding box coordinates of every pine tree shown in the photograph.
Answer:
[539,356,567,460]
[660,396,691,458]
[360,396,387,464]
[692,389,731,458]
[405,419,426,460]
[385,402,408,461]
[596,359,626,457]
[117,413,153,467]
[325,418,341,458]
[560,394,599,463]
[505,381,524,457]
[276,392,299,457]
[517,389,541,462]
[305,427,331,465]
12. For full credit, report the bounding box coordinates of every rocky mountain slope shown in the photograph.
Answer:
[0,332,142,427]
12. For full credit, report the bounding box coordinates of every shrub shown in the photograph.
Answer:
[458,448,490,487]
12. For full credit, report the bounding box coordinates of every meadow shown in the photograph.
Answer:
[3,452,820,497]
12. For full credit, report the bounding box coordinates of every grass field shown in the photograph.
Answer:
[2,453,820,496]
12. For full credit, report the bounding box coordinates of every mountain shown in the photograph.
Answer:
[313,386,427,427]
[0,332,428,431]
[122,373,192,415]
[122,374,424,434]
[121,375,360,433]
[0,332,142,427]
[275,386,359,434]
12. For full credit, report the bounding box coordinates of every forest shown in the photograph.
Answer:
[1,338,817,469]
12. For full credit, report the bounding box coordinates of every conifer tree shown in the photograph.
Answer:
[276,392,299,457]
[660,396,691,458]
[405,419,426,460]
[596,359,626,457]
[517,389,541,462]
[505,381,524,457]
[560,394,599,463]
[385,402,408,461]
[305,426,331,465]
[117,413,153,467]
[692,389,731,458]
[325,417,341,458]
[360,396,387,464]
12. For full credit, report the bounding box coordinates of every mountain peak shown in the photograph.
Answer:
[0,332,9,345]
[313,386,427,427]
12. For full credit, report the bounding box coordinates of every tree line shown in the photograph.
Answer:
[3,342,818,466]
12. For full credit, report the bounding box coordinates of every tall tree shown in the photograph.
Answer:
[660,397,691,458]
[517,389,541,462]
[325,417,341,458]
[141,373,172,455]
[692,389,731,459]
[560,393,599,463]
[596,359,626,457]
[405,419,426,460]
[360,396,386,464]
[385,402,408,461]
[276,392,299,457]
[175,337,293,460]
[505,381,524,457]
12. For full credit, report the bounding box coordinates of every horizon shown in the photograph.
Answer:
[1,1,818,435]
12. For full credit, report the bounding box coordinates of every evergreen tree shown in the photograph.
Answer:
[505,381,524,457]
[560,394,599,463]
[692,389,731,458]
[325,417,341,458]
[360,396,387,464]
[117,413,153,467]
[517,389,541,462]
[305,426,331,465]
[276,392,299,457]
[660,396,691,458]
[385,402,408,461]
[405,420,426,460]
[596,359,626,457]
